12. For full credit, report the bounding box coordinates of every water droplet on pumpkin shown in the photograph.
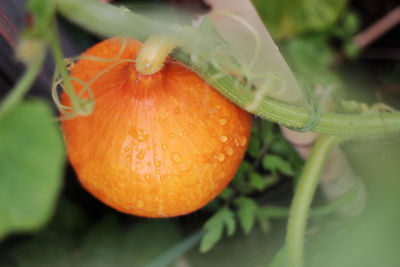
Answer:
[136,149,145,160]
[135,146,140,152]
[217,153,225,162]
[126,155,132,162]
[154,159,161,167]
[178,132,183,137]
[170,133,175,138]
[219,118,227,126]
[146,161,151,166]
[144,174,151,181]
[172,153,182,163]
[219,135,228,143]
[240,136,247,147]
[130,127,149,142]
[124,147,130,152]
[161,144,167,151]
[156,169,160,174]
[136,200,144,208]
[174,107,180,114]
[225,146,234,156]
[234,138,240,147]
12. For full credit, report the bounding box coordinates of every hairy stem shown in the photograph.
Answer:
[286,135,344,267]
[0,45,45,118]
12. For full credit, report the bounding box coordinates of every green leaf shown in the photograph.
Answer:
[253,0,348,40]
[0,100,65,240]
[262,155,294,176]
[249,172,278,191]
[200,207,236,252]
[234,197,259,234]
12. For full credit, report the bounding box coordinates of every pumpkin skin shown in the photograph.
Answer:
[60,37,252,217]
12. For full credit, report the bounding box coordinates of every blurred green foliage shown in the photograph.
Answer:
[252,0,348,40]
[0,100,64,239]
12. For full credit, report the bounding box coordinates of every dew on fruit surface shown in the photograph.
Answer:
[154,159,161,167]
[218,118,227,126]
[136,149,145,160]
[126,155,132,162]
[172,153,182,163]
[234,138,240,147]
[144,174,151,182]
[240,136,247,147]
[146,161,151,167]
[124,147,130,152]
[136,200,144,209]
[225,146,234,156]
[219,135,228,143]
[217,153,225,162]
[174,107,180,114]
[130,127,149,142]
[156,169,160,174]
[135,146,140,152]
[161,143,167,151]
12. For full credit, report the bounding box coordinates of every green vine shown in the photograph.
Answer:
[286,135,344,267]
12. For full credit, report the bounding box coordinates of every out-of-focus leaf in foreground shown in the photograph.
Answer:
[0,100,65,239]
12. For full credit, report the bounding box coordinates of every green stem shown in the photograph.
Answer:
[55,0,400,138]
[187,62,400,138]
[286,135,343,267]
[48,20,79,109]
[0,46,46,118]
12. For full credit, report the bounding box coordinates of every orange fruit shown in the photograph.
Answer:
[60,37,252,217]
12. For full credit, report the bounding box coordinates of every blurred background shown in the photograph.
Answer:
[1,0,400,266]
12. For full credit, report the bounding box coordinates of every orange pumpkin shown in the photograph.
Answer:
[60,37,252,217]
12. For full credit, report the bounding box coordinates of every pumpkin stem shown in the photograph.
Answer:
[135,35,179,75]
